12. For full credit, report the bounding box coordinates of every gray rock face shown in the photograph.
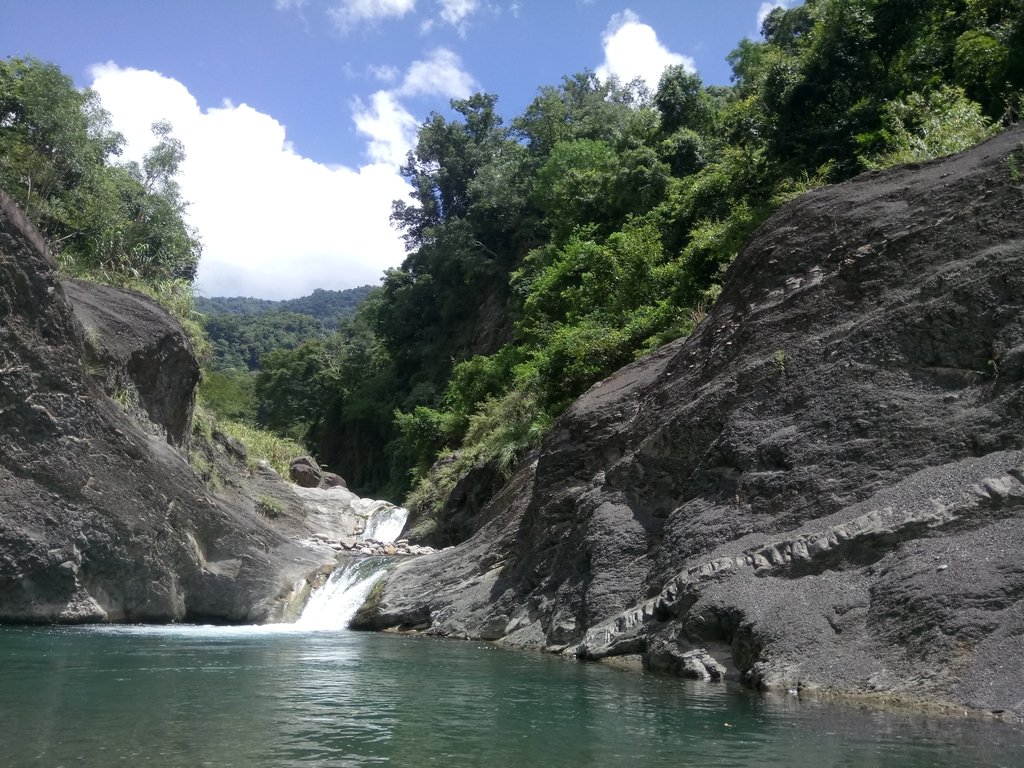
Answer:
[64,278,199,446]
[353,127,1024,715]
[0,190,322,623]
[404,456,506,548]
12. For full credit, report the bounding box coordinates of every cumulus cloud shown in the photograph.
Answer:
[596,10,695,91]
[757,1,796,32]
[438,0,478,34]
[396,48,477,98]
[328,0,416,29]
[352,90,421,166]
[89,63,410,299]
[353,47,477,167]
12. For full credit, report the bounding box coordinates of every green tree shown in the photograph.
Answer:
[0,57,200,283]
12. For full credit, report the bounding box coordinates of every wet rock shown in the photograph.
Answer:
[479,614,510,640]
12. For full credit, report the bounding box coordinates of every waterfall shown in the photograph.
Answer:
[289,505,409,630]
[294,557,389,631]
[361,505,409,543]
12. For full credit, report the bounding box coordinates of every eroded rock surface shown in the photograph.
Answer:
[64,278,199,446]
[353,127,1024,716]
[0,190,323,623]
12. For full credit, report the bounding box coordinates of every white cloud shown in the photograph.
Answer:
[438,0,478,33]
[328,0,416,29]
[396,48,476,98]
[369,63,401,83]
[89,63,409,300]
[352,48,476,167]
[596,10,695,91]
[352,90,420,166]
[274,0,309,9]
[757,1,795,32]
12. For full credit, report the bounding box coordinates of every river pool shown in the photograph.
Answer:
[1,624,1022,767]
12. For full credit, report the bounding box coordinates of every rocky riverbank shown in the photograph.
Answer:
[3,123,1024,719]
[307,534,440,557]
[0,188,398,623]
[351,126,1024,718]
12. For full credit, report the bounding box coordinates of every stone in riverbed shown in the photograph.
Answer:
[678,650,727,682]
[289,456,322,488]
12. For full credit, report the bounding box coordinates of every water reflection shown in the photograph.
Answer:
[0,625,1020,768]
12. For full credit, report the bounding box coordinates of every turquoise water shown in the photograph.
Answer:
[1,625,1021,767]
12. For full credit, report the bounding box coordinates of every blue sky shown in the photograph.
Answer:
[2,1,794,298]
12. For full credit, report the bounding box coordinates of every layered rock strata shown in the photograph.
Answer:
[353,127,1024,716]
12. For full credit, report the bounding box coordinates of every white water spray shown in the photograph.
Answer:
[361,505,409,543]
[292,504,410,630]
[293,557,389,631]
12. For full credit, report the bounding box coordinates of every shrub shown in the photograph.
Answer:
[255,495,285,519]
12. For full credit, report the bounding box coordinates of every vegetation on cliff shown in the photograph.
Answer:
[252,0,1023,505]
[0,57,205,340]
[4,0,1023,507]
[0,55,305,472]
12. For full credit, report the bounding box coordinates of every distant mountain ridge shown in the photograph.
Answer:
[197,285,376,372]
[197,285,375,329]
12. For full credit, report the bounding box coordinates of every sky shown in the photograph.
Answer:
[1,1,795,299]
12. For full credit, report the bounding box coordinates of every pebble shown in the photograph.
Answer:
[310,535,439,557]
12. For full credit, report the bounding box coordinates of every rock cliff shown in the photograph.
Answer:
[0,189,345,623]
[64,278,199,446]
[354,127,1024,715]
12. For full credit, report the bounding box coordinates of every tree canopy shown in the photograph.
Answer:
[0,57,201,284]
[253,0,1021,503]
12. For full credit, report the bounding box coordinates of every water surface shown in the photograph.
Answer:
[1,625,1021,767]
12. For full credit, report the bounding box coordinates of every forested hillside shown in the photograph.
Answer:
[254,0,1023,503]
[196,285,374,327]
[4,1,1022,509]
[199,285,375,371]
[196,286,375,427]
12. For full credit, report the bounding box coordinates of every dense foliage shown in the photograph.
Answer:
[251,0,1022,504]
[196,285,374,328]
[0,57,201,285]
[195,286,376,438]
[0,56,309,473]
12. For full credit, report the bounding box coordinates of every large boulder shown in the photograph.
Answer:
[0,189,320,623]
[64,278,199,446]
[353,127,1024,715]
[290,455,323,488]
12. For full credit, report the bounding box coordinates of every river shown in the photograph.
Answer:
[2,618,1022,767]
